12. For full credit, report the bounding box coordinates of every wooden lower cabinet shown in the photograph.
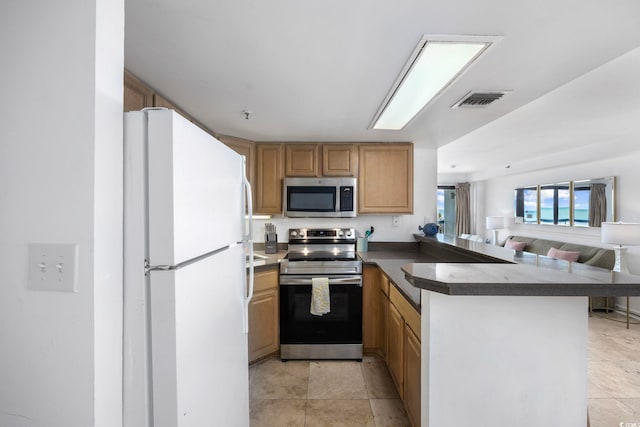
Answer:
[374,268,421,426]
[379,288,389,361]
[363,265,381,353]
[404,324,421,427]
[248,269,279,363]
[387,301,405,399]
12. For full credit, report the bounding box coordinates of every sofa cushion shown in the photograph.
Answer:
[547,247,580,262]
[583,250,616,270]
[505,235,615,270]
[505,239,526,251]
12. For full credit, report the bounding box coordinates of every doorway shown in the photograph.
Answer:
[437,186,456,236]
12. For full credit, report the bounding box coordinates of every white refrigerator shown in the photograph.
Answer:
[123,108,254,427]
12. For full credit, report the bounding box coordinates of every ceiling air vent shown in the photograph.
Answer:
[452,91,510,108]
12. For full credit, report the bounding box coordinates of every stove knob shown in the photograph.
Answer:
[290,230,298,237]
[338,230,344,237]
[298,231,305,238]
[346,230,353,237]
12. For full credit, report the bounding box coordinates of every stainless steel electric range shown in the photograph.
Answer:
[279,228,363,360]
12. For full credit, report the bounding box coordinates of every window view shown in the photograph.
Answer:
[573,187,591,227]
[514,177,614,227]
[437,186,456,235]
[514,187,538,224]
[540,184,570,225]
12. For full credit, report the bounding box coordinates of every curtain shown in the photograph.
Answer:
[455,182,471,236]
[589,183,607,227]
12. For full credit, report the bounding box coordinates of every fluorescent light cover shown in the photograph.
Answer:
[372,39,491,130]
[245,214,272,220]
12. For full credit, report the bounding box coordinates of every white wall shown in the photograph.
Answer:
[253,145,438,243]
[478,151,640,313]
[0,1,123,426]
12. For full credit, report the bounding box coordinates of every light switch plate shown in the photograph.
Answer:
[28,243,78,292]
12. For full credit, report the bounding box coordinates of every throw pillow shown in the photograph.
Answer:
[547,247,580,262]
[504,239,526,251]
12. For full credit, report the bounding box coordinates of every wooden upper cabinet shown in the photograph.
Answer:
[358,143,413,214]
[284,143,358,177]
[322,144,357,176]
[124,71,153,112]
[256,144,284,214]
[285,144,319,177]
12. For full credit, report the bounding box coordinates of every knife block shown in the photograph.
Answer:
[265,235,278,254]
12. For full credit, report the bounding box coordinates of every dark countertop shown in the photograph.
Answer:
[359,249,427,311]
[247,250,286,272]
[249,246,425,312]
[404,234,640,296]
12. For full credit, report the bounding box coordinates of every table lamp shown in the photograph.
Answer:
[601,222,640,273]
[486,216,505,246]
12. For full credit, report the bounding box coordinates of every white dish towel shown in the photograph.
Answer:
[310,277,330,316]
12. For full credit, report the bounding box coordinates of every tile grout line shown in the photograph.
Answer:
[304,361,310,427]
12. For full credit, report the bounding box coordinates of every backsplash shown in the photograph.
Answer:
[251,214,435,243]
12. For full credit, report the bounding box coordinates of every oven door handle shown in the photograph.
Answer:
[280,277,363,286]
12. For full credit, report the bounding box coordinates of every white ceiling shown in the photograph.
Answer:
[124,0,640,179]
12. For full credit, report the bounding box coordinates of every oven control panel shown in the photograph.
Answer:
[289,228,354,241]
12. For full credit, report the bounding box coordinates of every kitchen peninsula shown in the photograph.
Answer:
[402,234,640,427]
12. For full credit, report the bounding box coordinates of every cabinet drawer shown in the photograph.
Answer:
[380,273,390,297]
[254,268,278,293]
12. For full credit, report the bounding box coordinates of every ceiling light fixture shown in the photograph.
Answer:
[369,35,501,131]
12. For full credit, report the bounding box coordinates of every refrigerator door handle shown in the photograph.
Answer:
[242,156,254,334]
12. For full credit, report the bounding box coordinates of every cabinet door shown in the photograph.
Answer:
[248,270,279,363]
[285,144,319,177]
[358,144,413,214]
[404,324,421,427]
[362,265,381,353]
[380,289,389,361]
[322,144,357,176]
[256,144,284,214]
[124,71,153,112]
[387,302,405,398]
[248,288,279,362]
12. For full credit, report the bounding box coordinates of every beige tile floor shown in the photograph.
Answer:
[588,313,640,427]
[250,313,640,427]
[249,355,409,427]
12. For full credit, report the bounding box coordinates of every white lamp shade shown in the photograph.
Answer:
[601,222,640,246]
[486,216,504,230]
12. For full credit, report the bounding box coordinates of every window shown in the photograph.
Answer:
[514,187,538,224]
[437,186,456,235]
[514,177,615,227]
[573,187,590,227]
[540,183,570,225]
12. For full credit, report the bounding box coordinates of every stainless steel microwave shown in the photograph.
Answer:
[283,177,357,217]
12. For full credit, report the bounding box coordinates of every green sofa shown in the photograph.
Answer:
[504,235,615,270]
